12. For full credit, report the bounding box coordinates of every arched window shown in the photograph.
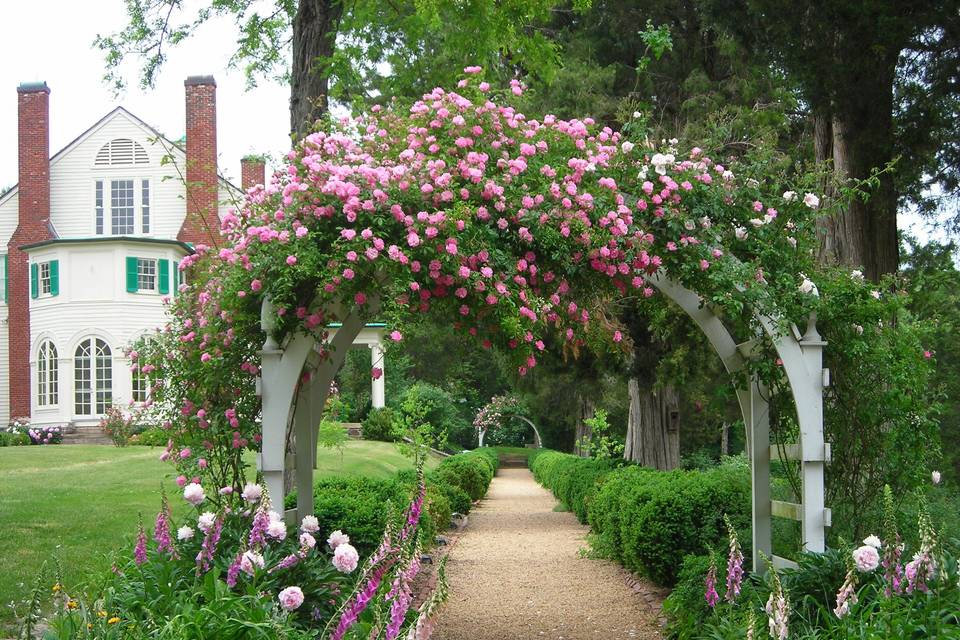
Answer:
[94,138,149,166]
[37,341,58,407]
[75,338,112,415]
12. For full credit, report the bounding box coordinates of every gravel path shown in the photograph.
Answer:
[432,467,661,640]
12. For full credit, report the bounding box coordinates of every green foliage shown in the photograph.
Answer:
[575,410,624,460]
[0,431,30,446]
[434,450,498,502]
[361,407,401,442]
[130,427,170,447]
[394,382,472,450]
[530,450,618,523]
[589,460,751,586]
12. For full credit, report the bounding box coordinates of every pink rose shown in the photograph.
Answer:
[852,544,880,572]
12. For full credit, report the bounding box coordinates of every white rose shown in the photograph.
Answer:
[799,275,816,295]
[621,141,635,154]
[787,237,797,248]
[722,170,734,181]
[782,190,797,202]
[871,290,881,299]
[851,270,864,282]
[803,193,820,209]
[735,226,748,240]
[749,218,765,228]
[932,470,941,485]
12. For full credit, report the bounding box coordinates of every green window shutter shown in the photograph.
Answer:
[49,260,59,297]
[126,257,139,293]
[158,259,170,295]
[172,260,179,295]
[3,254,8,303]
[30,263,39,299]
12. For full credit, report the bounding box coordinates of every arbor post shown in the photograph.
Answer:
[371,342,385,409]
[747,378,772,571]
[798,313,828,553]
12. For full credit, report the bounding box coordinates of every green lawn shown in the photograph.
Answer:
[0,440,434,627]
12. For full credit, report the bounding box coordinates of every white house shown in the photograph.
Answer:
[0,76,265,433]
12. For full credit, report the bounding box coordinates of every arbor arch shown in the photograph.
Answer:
[144,72,846,570]
[474,395,543,448]
[259,267,826,571]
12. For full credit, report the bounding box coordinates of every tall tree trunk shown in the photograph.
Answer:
[815,60,899,281]
[720,421,729,457]
[624,378,680,470]
[290,0,344,139]
[573,393,595,457]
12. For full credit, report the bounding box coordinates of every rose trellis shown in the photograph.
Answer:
[474,395,542,448]
[140,67,851,571]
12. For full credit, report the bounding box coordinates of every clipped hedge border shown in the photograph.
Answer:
[283,447,500,557]
[530,450,750,586]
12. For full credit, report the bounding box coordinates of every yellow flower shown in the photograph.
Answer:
[66,600,78,610]
[97,610,108,618]
[51,583,62,593]
[107,617,120,624]
[87,623,93,630]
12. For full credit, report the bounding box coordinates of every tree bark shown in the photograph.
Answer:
[290,0,344,139]
[573,393,595,457]
[720,421,729,457]
[624,378,680,470]
[814,59,899,281]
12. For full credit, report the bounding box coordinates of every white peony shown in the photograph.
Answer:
[327,530,351,550]
[183,483,205,506]
[799,274,816,295]
[241,483,263,503]
[850,270,864,282]
[177,525,195,541]
[267,518,287,541]
[301,515,320,533]
[782,190,797,202]
[863,535,882,549]
[197,511,216,534]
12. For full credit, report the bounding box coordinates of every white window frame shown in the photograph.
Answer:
[37,340,59,407]
[93,178,151,236]
[74,337,112,416]
[38,261,52,297]
[136,258,158,293]
[132,367,149,403]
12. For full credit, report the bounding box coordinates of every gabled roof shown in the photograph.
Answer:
[0,106,241,210]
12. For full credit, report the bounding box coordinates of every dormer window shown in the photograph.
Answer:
[94,138,151,236]
[94,178,151,236]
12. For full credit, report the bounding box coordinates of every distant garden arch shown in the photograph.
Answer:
[473,395,543,448]
[141,69,842,570]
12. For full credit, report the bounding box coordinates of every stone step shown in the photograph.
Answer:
[61,425,113,445]
[344,422,363,439]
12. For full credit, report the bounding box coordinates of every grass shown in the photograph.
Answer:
[0,439,436,627]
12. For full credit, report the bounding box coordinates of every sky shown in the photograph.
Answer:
[0,1,951,246]
[0,1,291,190]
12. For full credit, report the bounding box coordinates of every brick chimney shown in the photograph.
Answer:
[8,82,54,419]
[178,76,219,246]
[240,155,266,190]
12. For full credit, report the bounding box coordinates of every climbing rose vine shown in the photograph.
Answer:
[134,67,938,498]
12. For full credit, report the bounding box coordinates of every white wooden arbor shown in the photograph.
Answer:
[256,269,829,570]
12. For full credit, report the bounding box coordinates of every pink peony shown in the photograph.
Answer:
[183,482,205,506]
[278,586,305,611]
[239,550,265,575]
[332,543,359,573]
[389,330,403,342]
[853,544,880,572]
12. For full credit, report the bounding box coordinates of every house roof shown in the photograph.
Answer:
[0,105,241,211]
[20,236,194,253]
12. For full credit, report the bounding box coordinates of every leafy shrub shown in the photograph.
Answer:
[0,431,30,446]
[529,450,618,523]
[362,407,400,442]
[99,405,137,447]
[429,473,472,515]
[531,450,751,587]
[393,382,472,449]
[435,450,496,501]
[130,427,169,447]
